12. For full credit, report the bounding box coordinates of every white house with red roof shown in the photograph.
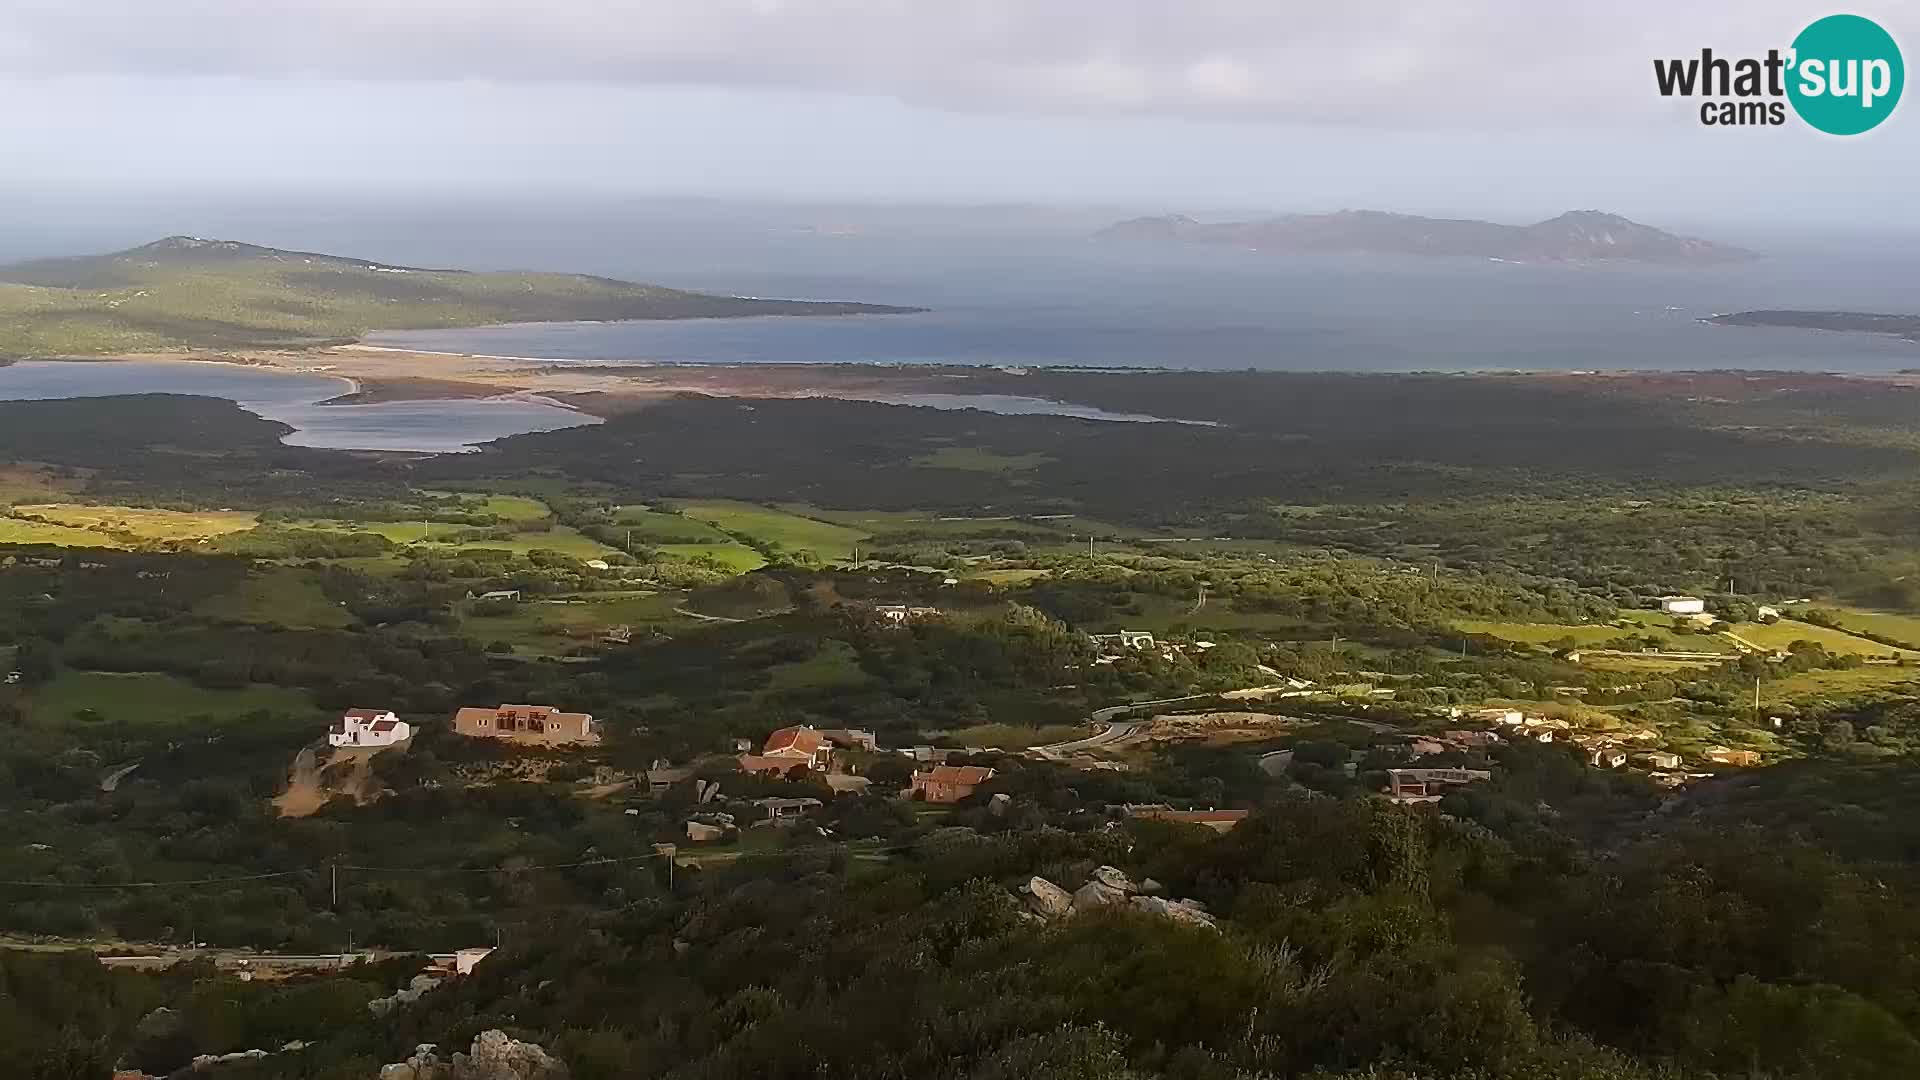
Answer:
[329,708,411,748]
[761,725,832,770]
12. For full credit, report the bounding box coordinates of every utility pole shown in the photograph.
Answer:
[331,863,338,909]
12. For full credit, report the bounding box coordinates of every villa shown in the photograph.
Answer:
[328,708,411,748]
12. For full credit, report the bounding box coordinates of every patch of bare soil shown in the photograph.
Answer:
[272,741,405,817]
[1114,711,1304,749]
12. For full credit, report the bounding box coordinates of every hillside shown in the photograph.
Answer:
[0,236,921,356]
[1094,209,1756,263]
[1707,309,1920,341]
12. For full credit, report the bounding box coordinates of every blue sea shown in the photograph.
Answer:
[364,246,1920,373]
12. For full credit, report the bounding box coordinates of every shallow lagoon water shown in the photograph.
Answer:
[0,361,598,453]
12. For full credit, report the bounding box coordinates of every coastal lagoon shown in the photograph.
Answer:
[0,361,597,453]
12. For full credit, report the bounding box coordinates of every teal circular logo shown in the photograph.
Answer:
[1788,14,1904,134]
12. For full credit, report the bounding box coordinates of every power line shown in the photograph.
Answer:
[0,870,307,890]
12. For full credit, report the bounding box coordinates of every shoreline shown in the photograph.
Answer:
[16,350,1920,422]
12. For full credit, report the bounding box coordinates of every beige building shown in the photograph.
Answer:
[452,704,600,746]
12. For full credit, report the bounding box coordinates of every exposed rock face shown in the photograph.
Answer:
[1021,875,1073,918]
[1021,867,1218,930]
[368,973,444,1017]
[1130,895,1218,929]
[377,1031,568,1080]
[1071,879,1131,912]
[455,1030,570,1080]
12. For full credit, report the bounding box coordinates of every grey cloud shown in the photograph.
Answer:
[0,1,1875,123]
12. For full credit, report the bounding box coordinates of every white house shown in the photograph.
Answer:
[1471,707,1526,727]
[1659,596,1706,615]
[329,709,411,748]
[1090,630,1158,652]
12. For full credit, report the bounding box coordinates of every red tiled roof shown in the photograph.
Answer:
[344,708,388,720]
[764,725,824,755]
[369,719,399,733]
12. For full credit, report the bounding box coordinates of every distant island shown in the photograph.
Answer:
[1706,310,1920,342]
[0,236,922,357]
[1093,209,1756,264]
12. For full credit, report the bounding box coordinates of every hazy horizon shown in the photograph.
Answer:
[2,2,1915,234]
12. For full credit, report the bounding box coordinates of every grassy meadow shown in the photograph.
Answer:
[195,567,355,629]
[28,670,316,730]
[673,500,869,562]
[1727,618,1918,658]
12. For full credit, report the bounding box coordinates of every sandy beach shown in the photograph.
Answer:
[72,344,1037,417]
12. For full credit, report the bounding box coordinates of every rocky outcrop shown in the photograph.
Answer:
[1071,879,1130,912]
[1130,895,1218,929]
[378,1031,568,1080]
[367,973,444,1017]
[1020,866,1218,930]
[1020,875,1073,918]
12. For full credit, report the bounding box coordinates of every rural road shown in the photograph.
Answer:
[1029,722,1140,758]
[673,607,743,623]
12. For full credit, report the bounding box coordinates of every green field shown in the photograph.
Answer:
[1453,620,1629,647]
[421,526,620,560]
[1763,665,1920,705]
[1727,618,1917,658]
[763,640,874,693]
[12,503,258,542]
[674,500,868,562]
[29,671,316,729]
[195,567,354,629]
[910,447,1052,472]
[1456,615,1738,654]
[1810,606,1920,650]
[0,517,120,547]
[778,505,935,530]
[610,506,734,544]
[942,722,1085,749]
[471,494,552,522]
[658,543,767,572]
[291,518,620,560]
[1582,654,1725,675]
[966,568,1053,585]
[460,591,693,654]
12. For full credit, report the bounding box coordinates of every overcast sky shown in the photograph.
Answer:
[1,2,1915,227]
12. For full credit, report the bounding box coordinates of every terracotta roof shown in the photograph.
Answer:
[344,708,388,720]
[368,719,399,733]
[764,725,825,756]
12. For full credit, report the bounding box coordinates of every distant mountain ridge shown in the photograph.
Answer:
[1093,210,1756,264]
[0,236,921,357]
